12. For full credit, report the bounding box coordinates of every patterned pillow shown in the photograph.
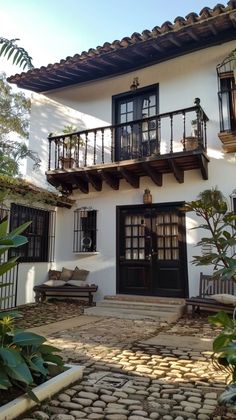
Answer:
[70,267,89,281]
[48,269,62,280]
[44,280,66,287]
[60,267,74,281]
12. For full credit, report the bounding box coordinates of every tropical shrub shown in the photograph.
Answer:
[0,218,63,401]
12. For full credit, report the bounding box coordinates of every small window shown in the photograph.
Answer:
[10,204,55,262]
[217,51,236,132]
[73,209,97,253]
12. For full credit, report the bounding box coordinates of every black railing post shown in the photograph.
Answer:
[48,138,52,170]
[182,111,186,151]
[84,133,88,167]
[101,128,104,164]
[170,114,173,153]
[93,131,97,165]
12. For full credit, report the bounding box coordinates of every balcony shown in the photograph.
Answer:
[46,100,209,194]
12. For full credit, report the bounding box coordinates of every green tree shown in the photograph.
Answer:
[0,73,40,176]
[0,37,33,70]
[186,187,236,281]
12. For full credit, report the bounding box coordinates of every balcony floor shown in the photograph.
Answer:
[46,149,209,194]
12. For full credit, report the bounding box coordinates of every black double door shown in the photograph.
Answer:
[117,203,188,298]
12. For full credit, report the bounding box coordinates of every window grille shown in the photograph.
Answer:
[10,204,55,262]
[217,51,236,132]
[73,208,97,252]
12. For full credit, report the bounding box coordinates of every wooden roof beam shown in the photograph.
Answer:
[141,163,163,186]
[187,29,199,42]
[151,42,164,52]
[73,175,89,193]
[98,170,119,190]
[168,34,182,47]
[168,159,184,183]
[198,154,208,180]
[86,172,103,191]
[118,167,139,188]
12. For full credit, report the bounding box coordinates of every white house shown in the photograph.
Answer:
[7,1,236,306]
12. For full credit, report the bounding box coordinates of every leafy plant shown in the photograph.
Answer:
[0,37,33,70]
[0,218,64,401]
[185,187,236,281]
[209,310,236,411]
[0,325,63,402]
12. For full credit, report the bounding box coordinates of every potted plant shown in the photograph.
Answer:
[49,125,83,169]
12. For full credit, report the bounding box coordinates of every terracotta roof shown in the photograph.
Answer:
[8,1,236,92]
[0,175,75,208]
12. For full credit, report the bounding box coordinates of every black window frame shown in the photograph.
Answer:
[73,208,97,253]
[10,204,55,263]
[217,52,236,132]
[112,84,159,161]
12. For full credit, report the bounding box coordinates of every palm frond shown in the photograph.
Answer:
[0,38,33,70]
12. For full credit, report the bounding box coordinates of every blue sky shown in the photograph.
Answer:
[0,0,228,73]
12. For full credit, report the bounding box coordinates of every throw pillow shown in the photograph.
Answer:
[60,267,74,281]
[70,267,89,281]
[67,279,87,287]
[43,280,66,287]
[48,269,61,280]
[212,294,236,305]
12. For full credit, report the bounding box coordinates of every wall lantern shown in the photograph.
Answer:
[143,189,152,204]
[130,77,140,91]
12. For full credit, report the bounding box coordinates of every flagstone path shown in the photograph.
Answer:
[14,303,234,419]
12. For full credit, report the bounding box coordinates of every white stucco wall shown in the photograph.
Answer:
[19,41,236,304]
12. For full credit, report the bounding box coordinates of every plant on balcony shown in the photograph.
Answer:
[49,124,83,169]
[0,218,63,403]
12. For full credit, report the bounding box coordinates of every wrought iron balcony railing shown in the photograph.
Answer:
[48,99,208,171]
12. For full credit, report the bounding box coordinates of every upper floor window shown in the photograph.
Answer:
[217,51,236,132]
[10,204,55,262]
[73,208,97,253]
[113,85,159,161]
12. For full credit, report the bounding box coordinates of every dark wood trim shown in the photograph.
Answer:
[141,162,163,186]
[116,201,189,298]
[73,175,89,194]
[86,172,103,191]
[198,154,208,180]
[98,170,119,190]
[118,167,139,188]
[168,159,184,183]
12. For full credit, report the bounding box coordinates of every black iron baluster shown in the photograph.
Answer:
[48,138,51,170]
[111,127,114,162]
[130,123,134,158]
[182,111,186,151]
[93,131,97,165]
[55,140,59,169]
[84,132,88,167]
[204,119,207,150]
[158,117,161,155]
[101,128,104,164]
[170,113,173,153]
[138,121,142,158]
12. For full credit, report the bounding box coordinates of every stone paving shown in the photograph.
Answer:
[17,306,235,420]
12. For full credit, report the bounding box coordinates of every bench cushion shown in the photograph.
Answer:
[211,293,236,305]
[44,279,66,287]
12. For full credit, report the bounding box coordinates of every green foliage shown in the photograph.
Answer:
[0,73,40,176]
[0,218,31,277]
[0,38,33,70]
[185,187,236,281]
[0,219,64,401]
[0,319,63,401]
[209,311,236,410]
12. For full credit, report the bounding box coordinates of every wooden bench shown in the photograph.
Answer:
[186,273,235,316]
[33,284,98,306]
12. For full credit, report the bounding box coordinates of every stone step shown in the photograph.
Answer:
[84,306,183,322]
[96,299,184,313]
[104,294,185,305]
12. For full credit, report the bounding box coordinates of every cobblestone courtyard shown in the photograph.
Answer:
[14,302,234,420]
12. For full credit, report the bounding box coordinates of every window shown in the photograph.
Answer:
[73,209,97,253]
[217,52,236,132]
[10,204,55,262]
[113,85,159,160]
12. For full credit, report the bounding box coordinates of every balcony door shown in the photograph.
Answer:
[113,85,159,161]
[117,203,188,298]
